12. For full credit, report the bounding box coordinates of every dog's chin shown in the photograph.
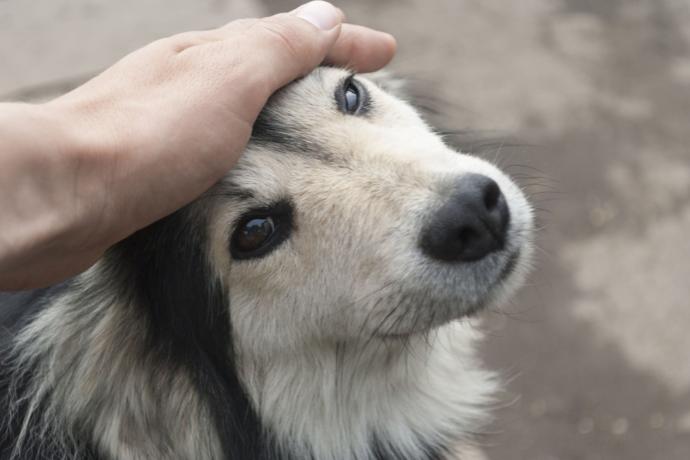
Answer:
[369,297,487,341]
[372,248,523,340]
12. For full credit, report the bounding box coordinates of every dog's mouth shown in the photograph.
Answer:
[498,249,521,283]
[457,248,522,317]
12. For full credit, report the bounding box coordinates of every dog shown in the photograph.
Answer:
[0,67,534,460]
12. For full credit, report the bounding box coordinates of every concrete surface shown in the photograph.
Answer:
[2,1,689,459]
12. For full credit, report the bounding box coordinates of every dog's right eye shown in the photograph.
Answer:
[230,201,293,260]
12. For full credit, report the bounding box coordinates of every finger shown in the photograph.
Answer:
[240,1,345,95]
[324,24,397,72]
[170,2,343,66]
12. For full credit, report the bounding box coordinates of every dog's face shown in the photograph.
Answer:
[205,67,533,354]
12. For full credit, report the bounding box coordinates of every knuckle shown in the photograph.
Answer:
[340,36,359,64]
[165,31,215,53]
[155,35,191,54]
[220,18,255,31]
[258,20,313,62]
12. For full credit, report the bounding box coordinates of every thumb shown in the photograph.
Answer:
[246,1,344,95]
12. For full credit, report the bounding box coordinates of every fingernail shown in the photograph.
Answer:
[294,1,342,30]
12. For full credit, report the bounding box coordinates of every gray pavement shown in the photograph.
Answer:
[3,1,690,459]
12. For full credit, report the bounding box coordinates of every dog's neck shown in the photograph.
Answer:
[8,269,494,460]
[238,324,496,460]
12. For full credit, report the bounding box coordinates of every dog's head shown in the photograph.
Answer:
[200,67,533,355]
[3,68,535,460]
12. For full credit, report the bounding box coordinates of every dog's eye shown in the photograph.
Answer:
[230,201,293,260]
[234,217,275,253]
[344,84,359,112]
[336,76,368,115]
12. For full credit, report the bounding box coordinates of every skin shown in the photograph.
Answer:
[0,1,396,291]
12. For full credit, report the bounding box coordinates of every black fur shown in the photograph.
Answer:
[106,209,266,459]
[251,107,330,162]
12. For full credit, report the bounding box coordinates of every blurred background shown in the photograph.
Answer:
[2,1,689,459]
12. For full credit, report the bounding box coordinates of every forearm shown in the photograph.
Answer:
[0,103,101,290]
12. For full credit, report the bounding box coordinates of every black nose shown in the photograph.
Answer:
[420,174,510,262]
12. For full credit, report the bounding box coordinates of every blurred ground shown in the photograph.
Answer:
[2,1,690,459]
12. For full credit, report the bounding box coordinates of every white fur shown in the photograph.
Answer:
[238,323,497,460]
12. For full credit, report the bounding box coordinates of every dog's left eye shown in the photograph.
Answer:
[234,217,275,253]
[230,201,293,260]
[336,76,368,115]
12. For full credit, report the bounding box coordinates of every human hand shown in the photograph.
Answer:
[0,1,396,290]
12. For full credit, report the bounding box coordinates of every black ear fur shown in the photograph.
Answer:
[106,208,270,459]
